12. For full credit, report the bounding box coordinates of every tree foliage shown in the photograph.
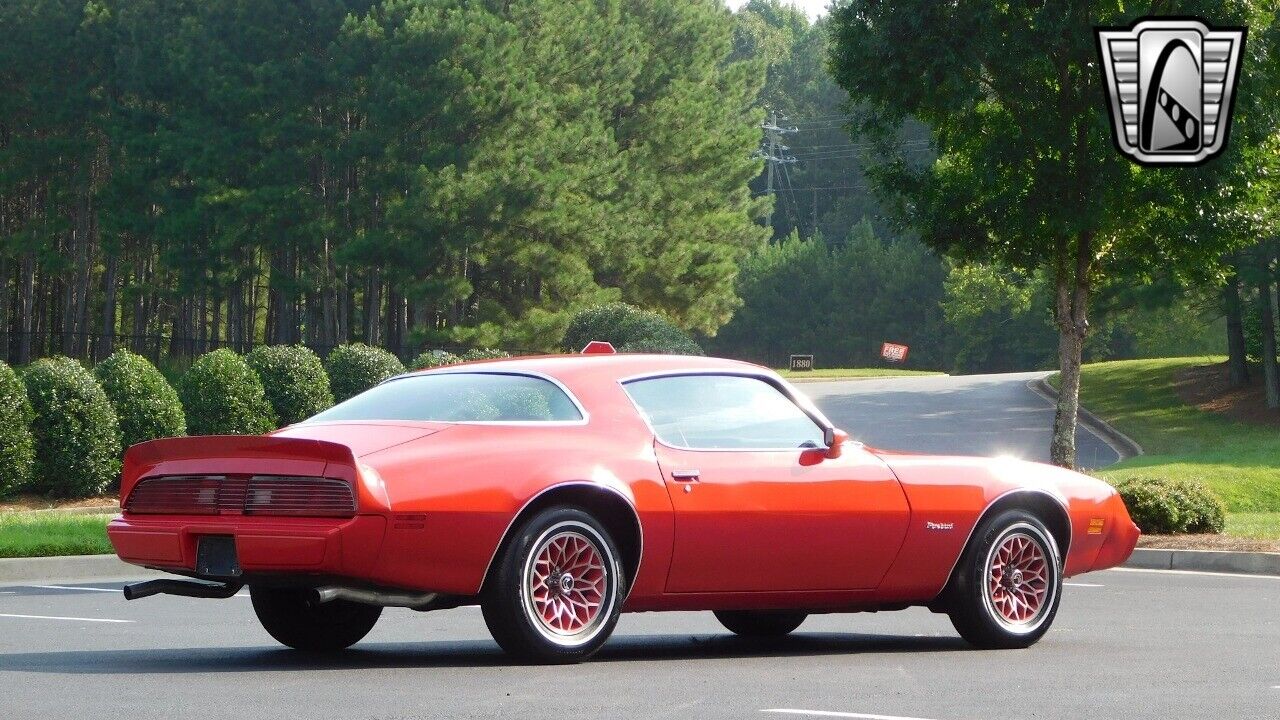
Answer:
[325,343,405,402]
[0,360,35,495]
[712,222,946,367]
[245,345,334,426]
[410,350,460,369]
[94,349,186,450]
[23,356,122,496]
[562,303,703,356]
[0,0,768,365]
[829,0,1277,465]
[731,1,931,243]
[180,349,276,435]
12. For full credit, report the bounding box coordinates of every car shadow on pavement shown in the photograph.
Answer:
[1,633,970,674]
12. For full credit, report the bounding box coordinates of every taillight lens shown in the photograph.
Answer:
[125,475,355,518]
[125,475,222,515]
[245,476,358,517]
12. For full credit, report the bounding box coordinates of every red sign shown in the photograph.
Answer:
[881,342,909,363]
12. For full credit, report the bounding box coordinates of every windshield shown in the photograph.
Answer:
[305,372,584,423]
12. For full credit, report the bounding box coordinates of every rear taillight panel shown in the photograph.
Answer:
[244,476,359,517]
[126,475,356,518]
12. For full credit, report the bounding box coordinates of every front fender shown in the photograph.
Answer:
[870,453,1134,601]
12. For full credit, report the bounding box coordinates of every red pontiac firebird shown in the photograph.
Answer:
[109,346,1139,663]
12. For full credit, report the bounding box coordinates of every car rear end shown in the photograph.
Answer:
[108,435,391,590]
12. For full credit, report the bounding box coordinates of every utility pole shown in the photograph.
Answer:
[756,110,797,229]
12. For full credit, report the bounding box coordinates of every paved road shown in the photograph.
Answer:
[802,372,1121,469]
[1,569,1277,720]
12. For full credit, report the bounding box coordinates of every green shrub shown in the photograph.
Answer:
[0,361,35,496]
[325,343,406,402]
[180,349,277,435]
[94,349,186,450]
[24,357,122,497]
[460,348,511,362]
[246,345,334,425]
[562,303,702,355]
[1109,476,1226,534]
[410,350,461,369]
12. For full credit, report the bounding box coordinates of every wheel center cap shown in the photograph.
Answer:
[559,574,574,593]
[1011,569,1024,587]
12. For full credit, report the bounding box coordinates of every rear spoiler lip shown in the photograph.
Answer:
[121,435,366,510]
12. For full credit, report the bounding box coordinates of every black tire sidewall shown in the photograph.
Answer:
[714,610,808,637]
[949,508,1062,648]
[249,585,382,652]
[482,506,624,663]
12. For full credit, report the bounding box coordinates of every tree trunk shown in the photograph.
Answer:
[17,254,34,364]
[1224,269,1249,388]
[365,271,381,346]
[98,253,118,360]
[1050,231,1093,469]
[0,257,9,362]
[1260,275,1280,410]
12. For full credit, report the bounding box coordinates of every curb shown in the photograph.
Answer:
[1027,376,1143,461]
[0,554,163,584]
[1124,547,1280,576]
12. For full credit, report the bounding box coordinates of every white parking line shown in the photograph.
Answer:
[1110,567,1280,581]
[763,710,942,720]
[0,613,133,623]
[1064,582,1104,587]
[32,584,119,593]
[0,591,15,594]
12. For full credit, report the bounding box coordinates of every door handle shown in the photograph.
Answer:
[671,469,700,481]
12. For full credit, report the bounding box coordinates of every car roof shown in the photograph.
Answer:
[403,353,774,386]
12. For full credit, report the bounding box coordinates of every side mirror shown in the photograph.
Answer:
[825,428,849,459]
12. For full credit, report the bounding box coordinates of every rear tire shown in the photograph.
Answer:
[249,586,382,652]
[481,506,624,664]
[714,610,807,637]
[946,509,1062,649]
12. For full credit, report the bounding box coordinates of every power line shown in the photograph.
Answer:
[752,184,869,196]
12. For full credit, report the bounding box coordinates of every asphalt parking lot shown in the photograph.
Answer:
[2,568,1277,720]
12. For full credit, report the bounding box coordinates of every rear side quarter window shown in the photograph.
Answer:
[306,372,584,423]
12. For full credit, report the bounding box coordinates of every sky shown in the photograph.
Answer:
[725,0,828,21]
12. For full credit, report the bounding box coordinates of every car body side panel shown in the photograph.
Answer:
[872,452,1134,602]
[355,408,674,598]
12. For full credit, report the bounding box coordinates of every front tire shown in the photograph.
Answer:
[946,509,1062,649]
[714,610,807,637]
[481,506,624,663]
[249,586,382,652]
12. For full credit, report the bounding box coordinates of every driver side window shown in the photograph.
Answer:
[623,374,825,450]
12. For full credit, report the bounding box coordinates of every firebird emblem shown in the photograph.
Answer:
[1095,18,1246,166]
[926,521,955,531]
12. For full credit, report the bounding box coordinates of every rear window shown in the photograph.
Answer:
[305,372,584,423]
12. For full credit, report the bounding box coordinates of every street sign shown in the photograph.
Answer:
[789,354,814,372]
[881,342,909,363]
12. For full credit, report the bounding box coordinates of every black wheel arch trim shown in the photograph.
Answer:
[480,481,644,601]
[936,487,1071,600]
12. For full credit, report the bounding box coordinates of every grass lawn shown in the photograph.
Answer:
[1225,512,1280,540]
[1054,358,1280,539]
[778,367,945,379]
[0,512,114,558]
